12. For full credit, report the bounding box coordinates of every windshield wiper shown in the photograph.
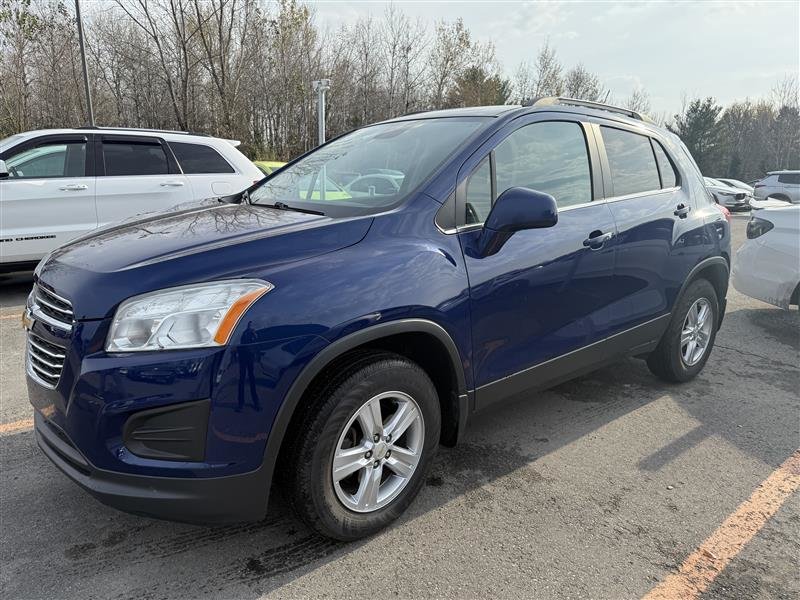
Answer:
[259,201,325,216]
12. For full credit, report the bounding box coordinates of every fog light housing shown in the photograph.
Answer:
[123,399,210,461]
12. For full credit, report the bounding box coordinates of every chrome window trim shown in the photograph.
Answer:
[603,186,681,204]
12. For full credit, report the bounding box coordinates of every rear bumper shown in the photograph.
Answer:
[34,411,268,523]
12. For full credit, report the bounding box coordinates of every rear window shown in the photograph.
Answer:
[103,140,169,176]
[601,126,661,197]
[777,173,800,185]
[652,141,678,188]
[169,142,234,174]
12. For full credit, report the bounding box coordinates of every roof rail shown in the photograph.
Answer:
[532,96,655,124]
[75,126,210,137]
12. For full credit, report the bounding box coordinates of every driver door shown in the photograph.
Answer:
[457,117,620,410]
[0,134,96,263]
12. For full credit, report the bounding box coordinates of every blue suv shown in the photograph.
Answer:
[26,99,730,540]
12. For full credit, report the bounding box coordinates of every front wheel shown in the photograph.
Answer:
[284,352,441,541]
[647,279,719,383]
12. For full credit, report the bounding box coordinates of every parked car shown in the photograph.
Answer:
[715,178,754,195]
[253,160,286,176]
[732,205,800,310]
[753,170,800,204]
[0,128,263,272]
[26,99,730,541]
[704,176,752,211]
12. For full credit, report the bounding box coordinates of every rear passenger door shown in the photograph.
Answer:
[95,135,191,226]
[596,124,707,327]
[168,141,240,198]
[0,134,96,263]
[459,117,620,408]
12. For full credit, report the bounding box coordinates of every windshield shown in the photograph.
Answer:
[250,117,489,215]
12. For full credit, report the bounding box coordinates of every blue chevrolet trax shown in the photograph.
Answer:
[26,99,730,540]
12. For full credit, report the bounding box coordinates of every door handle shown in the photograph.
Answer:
[674,204,691,218]
[160,181,185,187]
[59,184,88,191]
[583,231,613,249]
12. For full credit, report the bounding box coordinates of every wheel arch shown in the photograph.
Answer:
[675,256,729,325]
[253,319,469,515]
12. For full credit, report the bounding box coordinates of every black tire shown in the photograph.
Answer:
[284,351,441,541]
[647,279,719,383]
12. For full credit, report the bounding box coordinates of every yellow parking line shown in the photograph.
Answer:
[642,449,800,600]
[0,313,22,320]
[0,418,34,435]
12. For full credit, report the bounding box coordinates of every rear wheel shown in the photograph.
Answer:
[284,352,440,541]
[647,279,719,382]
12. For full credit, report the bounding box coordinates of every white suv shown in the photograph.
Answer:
[0,128,263,270]
[753,170,800,204]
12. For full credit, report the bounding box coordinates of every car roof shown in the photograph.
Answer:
[766,170,800,175]
[381,97,673,139]
[2,128,240,147]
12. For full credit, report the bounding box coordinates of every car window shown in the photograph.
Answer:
[249,117,488,217]
[169,142,235,174]
[652,140,678,188]
[464,157,492,224]
[494,121,592,209]
[601,126,661,196]
[4,141,86,179]
[103,140,169,176]
[777,173,800,185]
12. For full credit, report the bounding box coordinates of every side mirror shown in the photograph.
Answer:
[478,187,558,256]
[0,160,8,179]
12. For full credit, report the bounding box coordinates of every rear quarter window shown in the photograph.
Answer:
[169,142,235,174]
[601,126,660,196]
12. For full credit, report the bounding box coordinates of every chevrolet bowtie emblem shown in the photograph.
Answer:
[22,308,34,332]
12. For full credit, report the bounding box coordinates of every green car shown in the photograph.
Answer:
[253,160,286,176]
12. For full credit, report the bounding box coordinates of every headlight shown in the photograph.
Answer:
[106,279,273,352]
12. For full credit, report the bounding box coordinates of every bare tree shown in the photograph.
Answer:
[428,18,471,109]
[532,39,563,98]
[562,63,604,101]
[624,87,651,114]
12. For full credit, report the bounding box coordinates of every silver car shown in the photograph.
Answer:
[704,177,752,211]
[753,170,800,204]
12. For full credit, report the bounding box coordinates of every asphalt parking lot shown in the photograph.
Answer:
[1,214,798,600]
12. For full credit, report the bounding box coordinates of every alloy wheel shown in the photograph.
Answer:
[331,391,424,513]
[681,297,713,366]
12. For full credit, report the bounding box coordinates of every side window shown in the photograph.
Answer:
[652,140,679,188]
[464,157,492,224]
[495,121,592,209]
[4,141,86,179]
[169,142,235,174]
[777,173,800,185]
[601,126,660,196]
[102,140,169,176]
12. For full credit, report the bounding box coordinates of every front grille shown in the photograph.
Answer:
[32,284,74,330]
[27,332,67,388]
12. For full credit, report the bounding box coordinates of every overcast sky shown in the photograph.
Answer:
[312,0,800,116]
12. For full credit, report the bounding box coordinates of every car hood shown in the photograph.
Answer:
[38,203,372,319]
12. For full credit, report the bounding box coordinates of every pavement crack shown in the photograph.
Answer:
[714,343,798,369]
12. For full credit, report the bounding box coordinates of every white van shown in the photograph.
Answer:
[0,128,263,271]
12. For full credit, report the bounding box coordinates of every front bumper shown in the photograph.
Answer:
[34,410,268,523]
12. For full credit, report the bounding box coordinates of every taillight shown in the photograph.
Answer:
[746,217,774,239]
[717,204,731,223]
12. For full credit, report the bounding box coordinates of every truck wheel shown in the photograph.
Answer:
[647,279,719,383]
[285,352,440,541]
